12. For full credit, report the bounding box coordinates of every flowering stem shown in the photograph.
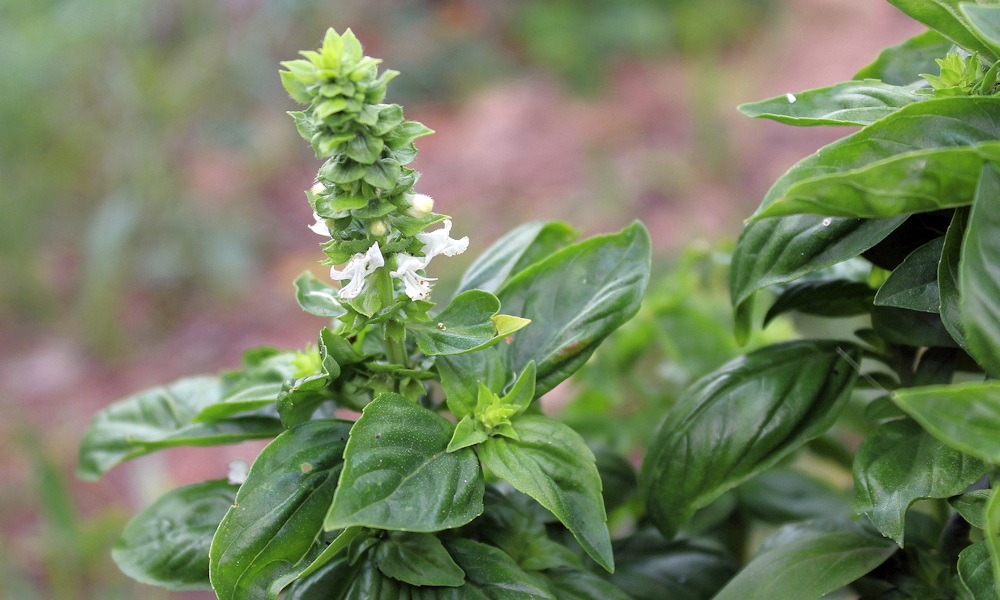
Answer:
[376,266,408,374]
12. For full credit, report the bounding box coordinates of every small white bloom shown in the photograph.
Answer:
[330,242,385,299]
[309,211,332,237]
[786,93,797,103]
[405,193,435,218]
[391,253,435,301]
[416,220,469,259]
[368,219,388,237]
[310,181,325,195]
[227,459,250,485]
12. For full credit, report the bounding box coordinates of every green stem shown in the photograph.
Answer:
[376,266,408,377]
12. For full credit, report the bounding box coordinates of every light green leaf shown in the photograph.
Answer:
[957,541,998,600]
[988,487,1000,594]
[343,131,383,164]
[642,341,861,539]
[962,3,1000,56]
[294,272,348,318]
[447,416,489,453]
[711,520,897,600]
[497,222,651,396]
[408,290,530,356]
[893,381,1000,463]
[209,419,353,600]
[738,80,922,126]
[77,376,280,480]
[939,207,970,349]
[874,237,944,312]
[325,393,484,532]
[755,145,998,219]
[112,480,236,591]
[437,347,506,419]
[373,531,465,587]
[192,383,283,422]
[961,163,1000,377]
[853,418,985,545]
[886,0,998,59]
[854,29,955,85]
[456,221,577,295]
[477,415,613,572]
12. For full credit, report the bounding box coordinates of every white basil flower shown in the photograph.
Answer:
[416,219,469,259]
[390,253,435,301]
[308,211,332,237]
[330,242,384,299]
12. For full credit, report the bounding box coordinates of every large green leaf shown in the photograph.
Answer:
[408,290,530,356]
[209,419,353,600]
[325,393,484,532]
[756,145,998,219]
[961,163,1000,377]
[764,279,875,326]
[962,3,1000,56]
[641,340,860,539]
[77,376,281,480]
[477,415,614,572]
[854,29,954,85]
[853,418,985,545]
[939,207,970,349]
[294,272,348,318]
[894,382,1000,463]
[373,531,465,587]
[112,480,236,591]
[711,520,897,600]
[456,221,577,296]
[608,533,738,600]
[957,541,998,600]
[736,468,850,525]
[886,0,998,59]
[874,237,945,313]
[496,222,651,396]
[545,568,631,600]
[192,383,284,422]
[738,80,922,126]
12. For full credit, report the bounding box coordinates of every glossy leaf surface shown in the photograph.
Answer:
[642,341,860,538]
[764,279,875,325]
[738,80,921,126]
[958,541,998,599]
[478,415,614,572]
[456,221,577,296]
[373,531,465,587]
[874,237,944,313]
[961,3,1000,55]
[960,163,1000,377]
[112,480,236,591]
[496,222,651,396]
[886,0,998,59]
[853,418,984,545]
[894,382,1000,463]
[408,290,530,356]
[325,393,484,532]
[210,419,353,600]
[711,520,896,600]
[854,29,954,85]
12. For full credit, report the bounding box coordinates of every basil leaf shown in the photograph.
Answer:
[408,290,530,356]
[960,163,1000,377]
[874,237,944,313]
[738,80,922,127]
[854,29,954,85]
[456,221,577,296]
[373,531,464,587]
[894,382,1000,463]
[886,0,998,59]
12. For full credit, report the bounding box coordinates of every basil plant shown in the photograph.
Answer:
[80,1,1000,597]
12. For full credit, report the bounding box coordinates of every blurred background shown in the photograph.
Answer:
[0,0,922,597]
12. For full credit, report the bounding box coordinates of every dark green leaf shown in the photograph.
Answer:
[961,163,1000,377]
[853,418,985,545]
[373,531,464,587]
[408,290,530,356]
[546,568,631,600]
[294,272,348,318]
[362,158,401,189]
[77,376,278,480]
[477,415,614,572]
[951,489,992,529]
[736,468,850,525]
[642,341,861,539]
[957,541,998,600]
[209,419,353,600]
[593,446,637,513]
[609,532,738,600]
[112,480,235,591]
[711,520,896,600]
[894,382,1000,463]
[456,221,577,296]
[319,155,365,184]
[496,222,651,396]
[756,145,996,219]
[940,207,970,349]
[444,538,555,599]
[764,279,875,326]
[986,488,1000,594]
[886,0,998,59]
[874,237,944,312]
[738,80,922,126]
[871,305,958,348]
[325,393,484,532]
[854,30,954,85]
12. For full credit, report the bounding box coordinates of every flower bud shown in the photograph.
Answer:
[405,193,434,218]
[368,219,388,237]
[311,181,325,195]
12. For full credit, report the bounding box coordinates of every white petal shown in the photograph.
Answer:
[309,212,331,237]
[391,253,435,301]
[416,220,469,259]
[227,459,250,485]
[329,242,384,299]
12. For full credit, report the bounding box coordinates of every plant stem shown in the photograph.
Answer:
[376,266,408,377]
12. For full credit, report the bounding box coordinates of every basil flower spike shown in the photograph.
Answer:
[330,242,384,299]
